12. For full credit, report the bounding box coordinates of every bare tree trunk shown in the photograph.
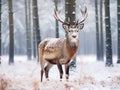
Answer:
[104,0,113,66]
[0,0,1,64]
[8,0,14,65]
[65,0,75,23]
[65,0,76,68]
[117,0,120,63]
[33,25,36,58]
[25,0,32,60]
[28,0,32,59]
[32,0,41,59]
[54,1,59,38]
[99,0,104,61]
[95,0,100,61]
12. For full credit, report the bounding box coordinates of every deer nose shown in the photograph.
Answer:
[72,35,76,38]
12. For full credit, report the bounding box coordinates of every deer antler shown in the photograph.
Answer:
[53,9,70,25]
[78,6,88,24]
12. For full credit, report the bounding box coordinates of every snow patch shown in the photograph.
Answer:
[0,55,120,90]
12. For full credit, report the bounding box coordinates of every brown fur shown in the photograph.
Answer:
[39,38,78,64]
[38,37,79,82]
[39,6,87,82]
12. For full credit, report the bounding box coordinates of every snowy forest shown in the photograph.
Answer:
[0,0,120,90]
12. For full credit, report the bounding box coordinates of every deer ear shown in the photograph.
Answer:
[62,24,69,31]
[77,23,84,30]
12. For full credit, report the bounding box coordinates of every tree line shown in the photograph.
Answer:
[95,0,120,66]
[0,0,41,65]
[0,0,120,67]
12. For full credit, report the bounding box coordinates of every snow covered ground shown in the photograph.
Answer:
[0,55,120,90]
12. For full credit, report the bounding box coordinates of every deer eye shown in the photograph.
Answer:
[68,30,73,33]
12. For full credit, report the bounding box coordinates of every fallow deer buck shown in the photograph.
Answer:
[38,6,88,82]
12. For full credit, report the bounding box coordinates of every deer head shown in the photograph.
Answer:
[54,6,88,47]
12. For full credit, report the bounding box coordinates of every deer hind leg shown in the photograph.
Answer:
[57,64,63,81]
[40,61,45,82]
[65,64,70,80]
[44,63,53,81]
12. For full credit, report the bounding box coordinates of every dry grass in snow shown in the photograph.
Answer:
[0,55,120,90]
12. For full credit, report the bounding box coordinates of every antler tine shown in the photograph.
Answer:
[53,9,70,25]
[84,6,87,14]
[53,9,65,24]
[79,6,88,24]
[76,19,79,25]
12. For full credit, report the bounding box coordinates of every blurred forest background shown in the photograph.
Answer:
[0,0,120,66]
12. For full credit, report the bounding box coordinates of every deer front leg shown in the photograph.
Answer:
[57,64,63,81]
[44,63,53,81]
[65,64,70,80]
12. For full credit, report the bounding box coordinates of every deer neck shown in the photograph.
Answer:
[65,38,79,57]
[66,37,79,49]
